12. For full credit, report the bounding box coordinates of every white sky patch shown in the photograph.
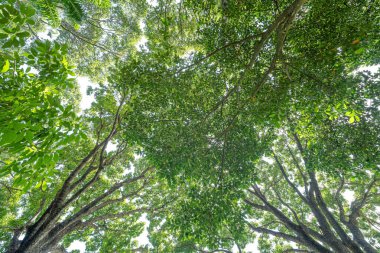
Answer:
[262,156,274,164]
[181,49,196,60]
[77,76,97,111]
[365,99,373,107]
[147,0,158,7]
[243,239,259,253]
[37,27,60,41]
[342,189,355,204]
[67,240,86,253]
[355,64,380,73]
[123,162,135,176]
[134,213,152,247]
[106,141,118,152]
[135,36,148,51]
[232,244,239,252]
[135,19,148,51]
[20,64,39,74]
[123,154,143,175]
[139,19,146,31]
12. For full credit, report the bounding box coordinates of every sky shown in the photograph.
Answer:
[77,76,95,111]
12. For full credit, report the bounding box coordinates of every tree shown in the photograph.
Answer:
[242,69,377,252]
[132,0,379,250]
[0,2,165,252]
[2,80,174,252]
[1,0,380,252]
[145,68,380,252]
[245,129,379,253]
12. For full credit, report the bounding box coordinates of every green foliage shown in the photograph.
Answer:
[85,0,111,8]
[31,0,112,27]
[61,0,85,23]
[35,0,61,27]
[1,0,380,252]
[0,2,34,48]
[0,2,81,192]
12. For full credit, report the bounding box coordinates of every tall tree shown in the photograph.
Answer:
[1,0,380,252]
[245,129,379,253]
[2,80,174,252]
[0,2,164,252]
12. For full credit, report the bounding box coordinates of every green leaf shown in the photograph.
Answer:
[36,0,60,27]
[42,181,47,191]
[21,4,36,17]
[1,59,10,72]
[61,56,68,68]
[4,4,18,15]
[16,31,30,38]
[87,0,111,8]
[13,175,24,187]
[26,18,35,25]
[0,33,8,39]
[61,0,85,22]
[2,39,13,48]
[354,47,365,55]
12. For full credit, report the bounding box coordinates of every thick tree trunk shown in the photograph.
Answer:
[7,234,57,253]
[6,229,22,253]
[346,221,379,253]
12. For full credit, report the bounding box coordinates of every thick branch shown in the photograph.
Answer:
[16,98,127,252]
[62,167,152,230]
[247,223,306,246]
[246,0,307,69]
[244,198,269,211]
[344,178,379,253]
[282,249,312,253]
[350,178,377,221]
[307,171,363,252]
[249,185,333,253]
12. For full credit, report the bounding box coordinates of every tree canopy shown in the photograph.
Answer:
[0,0,379,252]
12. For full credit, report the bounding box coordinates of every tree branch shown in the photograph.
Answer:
[272,151,309,203]
[307,171,363,253]
[249,185,333,253]
[205,0,307,121]
[176,34,259,73]
[349,177,378,221]
[244,198,269,211]
[247,223,306,246]
[286,144,308,195]
[60,21,121,57]
[282,249,312,253]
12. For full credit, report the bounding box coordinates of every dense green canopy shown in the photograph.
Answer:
[0,0,379,252]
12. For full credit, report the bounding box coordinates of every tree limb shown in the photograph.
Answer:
[273,151,308,204]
